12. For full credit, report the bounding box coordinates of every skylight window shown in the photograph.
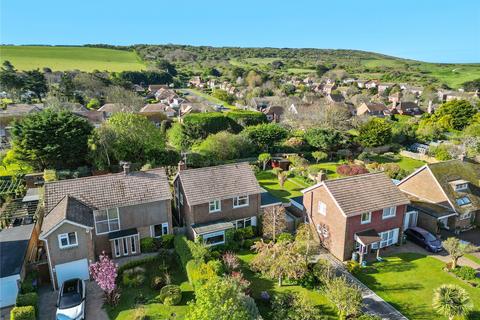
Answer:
[456,196,471,206]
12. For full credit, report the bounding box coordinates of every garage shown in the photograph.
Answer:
[54,259,90,289]
[0,274,20,308]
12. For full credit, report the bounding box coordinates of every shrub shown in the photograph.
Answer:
[161,234,175,249]
[19,274,36,294]
[150,276,164,290]
[15,292,38,308]
[277,232,294,243]
[296,269,318,289]
[132,305,149,320]
[118,255,160,275]
[243,239,256,250]
[346,260,361,274]
[123,270,146,287]
[336,164,368,176]
[222,251,240,273]
[157,285,182,305]
[140,237,157,253]
[10,306,35,320]
[174,235,193,269]
[452,266,477,281]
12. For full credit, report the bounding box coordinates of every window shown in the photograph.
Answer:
[233,195,249,208]
[122,238,128,255]
[203,231,225,246]
[456,196,471,206]
[361,212,371,224]
[114,239,121,257]
[459,212,472,220]
[455,183,469,191]
[318,201,326,215]
[179,193,184,205]
[95,208,120,234]
[209,200,221,213]
[58,232,77,249]
[379,228,399,248]
[152,223,169,237]
[382,207,396,219]
[131,236,136,254]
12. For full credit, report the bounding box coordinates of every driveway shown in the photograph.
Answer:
[38,281,108,320]
[387,240,480,270]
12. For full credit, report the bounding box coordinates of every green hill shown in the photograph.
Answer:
[0,46,145,72]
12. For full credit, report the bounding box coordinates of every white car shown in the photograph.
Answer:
[56,278,86,320]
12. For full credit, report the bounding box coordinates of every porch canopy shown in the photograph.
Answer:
[108,227,138,240]
[355,229,381,246]
[192,220,234,236]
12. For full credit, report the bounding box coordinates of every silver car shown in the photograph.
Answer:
[56,279,86,320]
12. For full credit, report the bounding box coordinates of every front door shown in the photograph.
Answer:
[404,211,418,230]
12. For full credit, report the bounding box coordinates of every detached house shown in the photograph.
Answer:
[398,159,479,234]
[174,163,263,246]
[39,164,172,289]
[357,102,388,117]
[302,173,410,262]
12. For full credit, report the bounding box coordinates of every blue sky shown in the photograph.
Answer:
[1,0,479,63]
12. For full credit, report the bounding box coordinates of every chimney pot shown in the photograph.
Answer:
[120,161,131,175]
[178,160,187,171]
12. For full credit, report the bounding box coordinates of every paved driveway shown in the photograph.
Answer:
[39,281,108,320]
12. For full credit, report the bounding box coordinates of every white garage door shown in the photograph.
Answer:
[0,274,20,308]
[55,259,89,288]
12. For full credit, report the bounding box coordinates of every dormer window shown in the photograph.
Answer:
[456,196,471,206]
[451,180,469,192]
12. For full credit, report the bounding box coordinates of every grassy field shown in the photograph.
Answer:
[0,46,145,72]
[256,170,311,202]
[180,88,235,108]
[238,250,337,320]
[356,253,480,320]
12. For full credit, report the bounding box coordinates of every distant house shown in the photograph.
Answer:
[302,173,410,261]
[377,83,394,93]
[388,92,402,104]
[356,80,367,88]
[154,88,179,102]
[140,103,176,118]
[97,103,130,117]
[409,142,429,155]
[73,110,108,128]
[402,85,423,96]
[390,101,423,116]
[398,159,480,234]
[365,80,379,89]
[132,84,145,93]
[148,84,168,93]
[321,83,337,95]
[356,102,388,116]
[173,163,264,245]
[189,76,204,88]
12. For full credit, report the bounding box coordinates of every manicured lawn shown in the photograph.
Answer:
[182,88,235,108]
[256,170,310,202]
[309,162,343,179]
[237,250,337,320]
[107,255,194,320]
[356,253,480,320]
[0,46,145,72]
[370,154,425,173]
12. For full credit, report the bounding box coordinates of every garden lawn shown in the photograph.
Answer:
[465,253,480,265]
[309,162,343,179]
[107,256,194,320]
[370,154,425,173]
[256,170,309,202]
[182,88,235,108]
[237,250,338,320]
[356,253,480,320]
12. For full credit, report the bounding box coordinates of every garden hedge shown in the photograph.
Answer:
[174,235,193,269]
[10,306,35,320]
[15,292,38,308]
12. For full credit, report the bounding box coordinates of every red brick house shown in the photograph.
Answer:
[302,173,410,262]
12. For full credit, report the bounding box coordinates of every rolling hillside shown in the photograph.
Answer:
[0,46,145,72]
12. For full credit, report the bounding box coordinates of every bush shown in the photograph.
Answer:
[346,260,361,274]
[140,237,157,253]
[161,234,175,249]
[157,285,182,305]
[452,266,477,281]
[10,306,35,320]
[19,274,36,294]
[132,305,149,320]
[234,226,255,241]
[174,235,193,269]
[277,232,294,243]
[296,269,318,289]
[150,276,164,290]
[123,268,146,287]
[118,255,160,275]
[243,239,256,250]
[15,293,38,308]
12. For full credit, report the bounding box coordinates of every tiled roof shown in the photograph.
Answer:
[44,168,171,214]
[0,224,34,277]
[41,196,94,235]
[177,163,262,206]
[140,103,169,113]
[322,173,409,216]
[427,159,480,214]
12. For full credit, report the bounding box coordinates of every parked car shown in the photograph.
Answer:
[56,278,86,320]
[404,227,443,252]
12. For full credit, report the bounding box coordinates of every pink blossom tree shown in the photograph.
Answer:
[89,251,119,305]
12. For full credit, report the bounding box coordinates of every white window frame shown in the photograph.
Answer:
[130,235,137,254]
[209,199,221,213]
[382,206,396,219]
[234,217,254,229]
[58,232,78,249]
[456,196,471,206]
[361,212,371,224]
[94,208,121,235]
[122,237,128,256]
[202,230,225,246]
[318,201,326,216]
[455,183,468,191]
[233,195,249,208]
[113,239,121,257]
[379,228,399,248]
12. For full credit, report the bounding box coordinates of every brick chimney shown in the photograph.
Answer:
[316,170,327,183]
[178,160,187,171]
